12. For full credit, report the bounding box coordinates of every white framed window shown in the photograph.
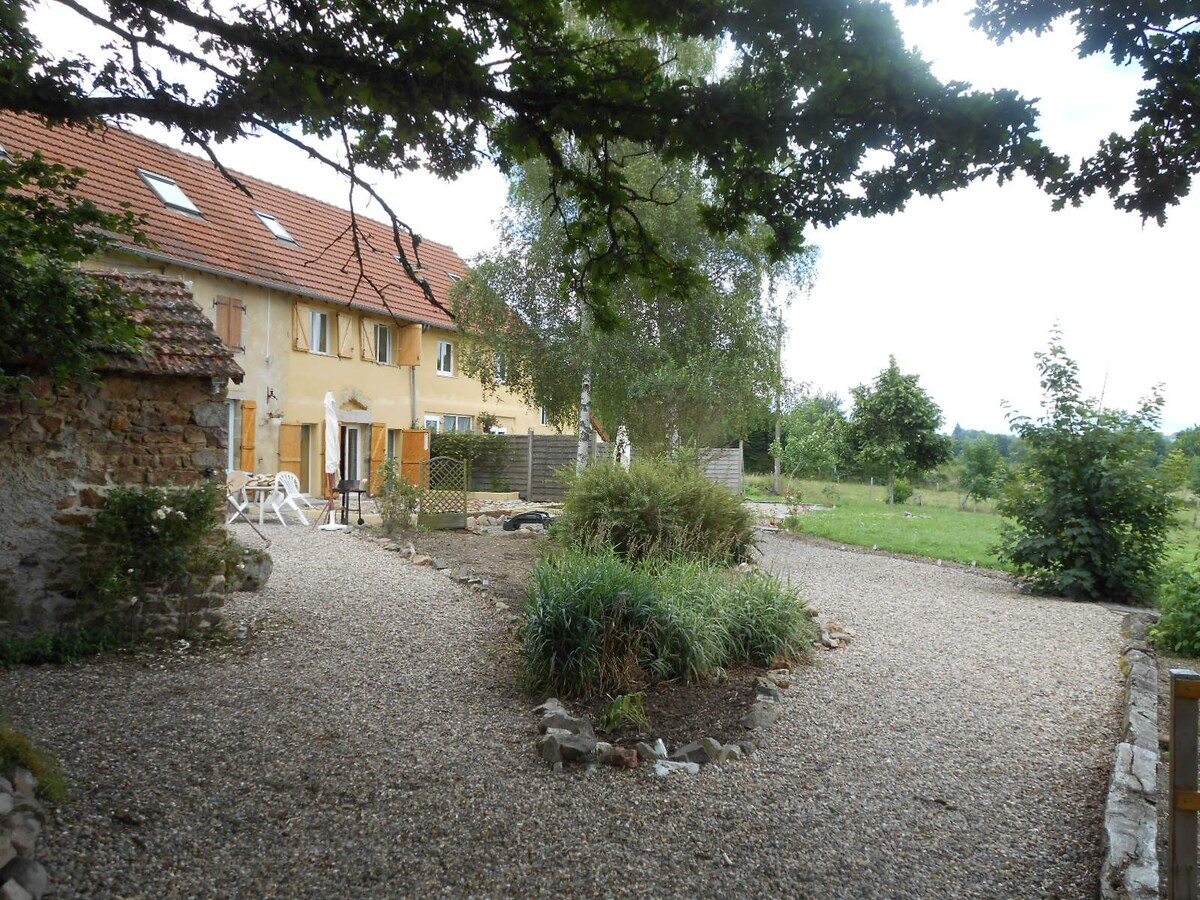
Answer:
[436,340,454,376]
[442,415,472,433]
[423,415,441,433]
[375,323,393,364]
[310,310,330,354]
[540,407,549,426]
[138,170,201,215]
[255,211,296,243]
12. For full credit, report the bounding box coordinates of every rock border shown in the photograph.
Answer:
[1100,612,1159,900]
[1,768,49,899]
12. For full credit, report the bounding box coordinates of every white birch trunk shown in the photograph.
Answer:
[576,370,592,473]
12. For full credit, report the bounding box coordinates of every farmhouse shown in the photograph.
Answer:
[0,112,554,494]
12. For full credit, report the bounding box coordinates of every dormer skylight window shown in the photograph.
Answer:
[0,142,10,163]
[138,170,201,215]
[447,272,463,282]
[255,211,296,243]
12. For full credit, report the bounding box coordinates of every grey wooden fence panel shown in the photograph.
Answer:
[702,447,743,494]
[471,435,740,499]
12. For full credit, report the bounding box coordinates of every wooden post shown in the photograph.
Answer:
[1171,668,1200,899]
[526,428,535,502]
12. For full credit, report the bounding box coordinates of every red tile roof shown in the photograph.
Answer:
[0,112,463,328]
[95,272,245,382]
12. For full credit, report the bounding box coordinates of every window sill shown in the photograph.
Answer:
[436,370,455,378]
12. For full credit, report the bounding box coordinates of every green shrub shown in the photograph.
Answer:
[890,480,914,504]
[0,627,123,667]
[376,458,423,532]
[559,457,755,564]
[997,336,1173,603]
[1151,562,1200,656]
[520,550,814,697]
[0,720,67,802]
[74,483,225,613]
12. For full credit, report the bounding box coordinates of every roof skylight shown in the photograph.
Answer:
[0,142,10,162]
[138,170,201,215]
[255,211,296,243]
[447,272,463,282]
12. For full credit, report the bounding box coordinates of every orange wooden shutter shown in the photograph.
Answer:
[214,297,230,344]
[396,323,421,366]
[360,318,376,362]
[337,313,354,358]
[368,422,387,494]
[239,400,257,471]
[278,423,301,477]
[292,305,310,351]
[228,298,245,350]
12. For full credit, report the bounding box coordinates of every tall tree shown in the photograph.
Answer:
[454,147,811,455]
[997,333,1173,602]
[846,357,952,505]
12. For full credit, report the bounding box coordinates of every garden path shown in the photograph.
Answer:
[0,528,1121,898]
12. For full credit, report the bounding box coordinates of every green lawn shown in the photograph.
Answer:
[745,474,1200,574]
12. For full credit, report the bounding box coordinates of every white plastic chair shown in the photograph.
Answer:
[276,470,318,510]
[225,471,252,525]
[263,472,310,526]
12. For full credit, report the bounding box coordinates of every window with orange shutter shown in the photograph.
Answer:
[214,296,246,351]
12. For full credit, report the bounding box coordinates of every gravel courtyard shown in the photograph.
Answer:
[2,527,1123,898]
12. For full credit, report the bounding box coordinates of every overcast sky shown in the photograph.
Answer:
[33,0,1199,435]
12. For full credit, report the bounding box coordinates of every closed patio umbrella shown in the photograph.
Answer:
[318,391,344,529]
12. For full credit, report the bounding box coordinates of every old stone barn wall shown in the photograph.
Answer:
[0,271,243,638]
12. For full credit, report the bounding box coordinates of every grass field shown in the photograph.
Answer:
[744,473,1200,574]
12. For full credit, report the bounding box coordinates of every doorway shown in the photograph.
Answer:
[340,424,363,482]
[299,424,312,492]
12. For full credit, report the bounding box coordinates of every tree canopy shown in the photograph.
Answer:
[3,0,1068,319]
[970,0,1200,222]
[0,150,147,394]
[846,357,952,504]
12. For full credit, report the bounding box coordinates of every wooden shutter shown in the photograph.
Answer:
[279,423,301,478]
[360,318,376,362]
[368,422,387,495]
[239,400,257,471]
[337,312,354,358]
[292,305,310,352]
[397,322,421,366]
[228,298,245,351]
[214,297,230,344]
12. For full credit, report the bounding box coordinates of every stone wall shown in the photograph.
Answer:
[0,374,230,637]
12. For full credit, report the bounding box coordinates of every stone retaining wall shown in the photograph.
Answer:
[1100,612,1159,900]
[0,374,230,637]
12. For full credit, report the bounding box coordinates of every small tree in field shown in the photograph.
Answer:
[771,391,848,482]
[958,437,1006,510]
[846,357,952,505]
[997,334,1173,603]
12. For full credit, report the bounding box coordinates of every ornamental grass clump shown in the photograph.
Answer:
[559,457,755,564]
[520,550,814,698]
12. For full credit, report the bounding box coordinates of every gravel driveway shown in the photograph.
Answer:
[2,528,1122,898]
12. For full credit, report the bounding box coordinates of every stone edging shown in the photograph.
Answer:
[1,768,49,899]
[1100,612,1159,900]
